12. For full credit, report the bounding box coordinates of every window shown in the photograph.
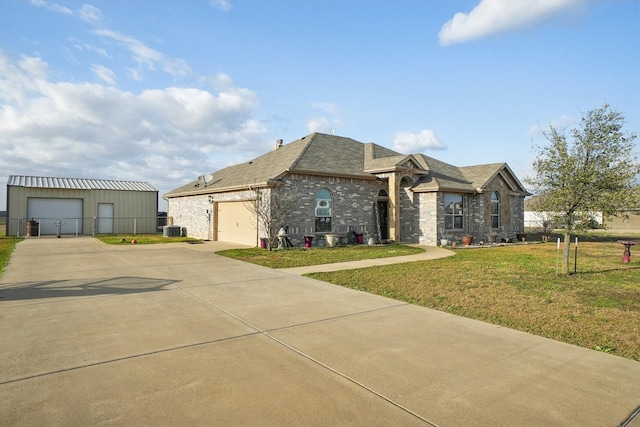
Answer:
[314,188,332,232]
[490,191,501,229]
[444,194,463,230]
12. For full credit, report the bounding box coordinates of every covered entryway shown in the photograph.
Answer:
[27,198,83,235]
[216,201,257,246]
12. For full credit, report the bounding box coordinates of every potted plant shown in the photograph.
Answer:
[325,233,339,247]
[439,227,449,247]
[462,235,473,246]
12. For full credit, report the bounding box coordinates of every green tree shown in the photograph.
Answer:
[527,104,639,275]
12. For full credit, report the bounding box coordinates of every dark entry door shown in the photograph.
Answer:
[377,201,389,240]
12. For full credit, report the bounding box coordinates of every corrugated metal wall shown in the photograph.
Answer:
[7,186,158,236]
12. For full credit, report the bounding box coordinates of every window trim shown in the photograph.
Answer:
[314,188,332,233]
[490,191,501,229]
[444,193,464,230]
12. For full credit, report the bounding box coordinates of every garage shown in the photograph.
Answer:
[27,198,83,235]
[216,201,257,246]
[6,175,159,237]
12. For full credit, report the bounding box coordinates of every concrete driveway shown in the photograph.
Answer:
[0,237,638,426]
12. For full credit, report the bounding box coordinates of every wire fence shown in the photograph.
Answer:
[6,216,168,237]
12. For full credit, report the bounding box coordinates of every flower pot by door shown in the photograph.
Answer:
[325,234,338,247]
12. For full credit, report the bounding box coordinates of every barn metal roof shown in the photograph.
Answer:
[7,175,158,192]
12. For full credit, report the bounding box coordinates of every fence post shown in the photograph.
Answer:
[134,218,137,235]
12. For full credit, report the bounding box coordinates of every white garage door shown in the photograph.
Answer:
[217,201,257,246]
[27,198,83,235]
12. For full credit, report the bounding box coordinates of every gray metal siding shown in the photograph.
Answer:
[6,185,158,236]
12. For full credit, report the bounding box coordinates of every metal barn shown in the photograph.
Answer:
[6,175,158,237]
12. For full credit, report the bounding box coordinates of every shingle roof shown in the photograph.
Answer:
[165,133,393,197]
[412,154,475,192]
[7,175,157,192]
[459,163,529,194]
[164,132,528,198]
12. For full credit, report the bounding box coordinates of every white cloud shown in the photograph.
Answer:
[94,29,192,79]
[306,102,345,134]
[78,4,102,24]
[393,129,446,153]
[528,114,577,139]
[210,0,232,12]
[306,117,331,133]
[70,39,110,58]
[311,102,340,115]
[306,116,346,134]
[439,0,588,46]
[91,64,116,85]
[28,0,73,15]
[0,50,267,202]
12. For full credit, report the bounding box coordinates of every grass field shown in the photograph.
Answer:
[307,241,639,361]
[217,244,424,268]
[0,219,20,275]
[218,231,640,362]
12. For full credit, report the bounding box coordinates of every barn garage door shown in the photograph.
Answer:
[27,198,83,235]
[217,201,257,246]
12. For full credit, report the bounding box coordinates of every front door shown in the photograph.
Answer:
[377,201,389,240]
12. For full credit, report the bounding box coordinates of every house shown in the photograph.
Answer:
[6,175,158,236]
[603,209,640,230]
[164,133,530,246]
[525,196,640,231]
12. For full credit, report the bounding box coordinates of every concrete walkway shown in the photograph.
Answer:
[1,237,639,426]
[278,245,454,274]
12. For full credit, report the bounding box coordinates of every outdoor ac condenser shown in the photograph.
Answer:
[162,225,182,237]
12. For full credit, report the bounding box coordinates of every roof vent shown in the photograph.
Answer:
[274,139,283,150]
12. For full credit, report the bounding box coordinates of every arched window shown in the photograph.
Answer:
[491,191,501,229]
[315,188,332,232]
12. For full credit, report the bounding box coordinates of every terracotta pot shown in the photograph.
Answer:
[462,236,473,246]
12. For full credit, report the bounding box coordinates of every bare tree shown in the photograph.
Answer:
[244,186,295,250]
[526,104,639,274]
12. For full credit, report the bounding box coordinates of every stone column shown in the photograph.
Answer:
[388,173,399,242]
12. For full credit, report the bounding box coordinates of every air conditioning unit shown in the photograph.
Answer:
[163,225,182,237]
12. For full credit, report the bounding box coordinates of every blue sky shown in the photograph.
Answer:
[1,0,638,210]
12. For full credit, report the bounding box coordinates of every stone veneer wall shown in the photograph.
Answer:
[167,189,256,240]
[416,192,438,245]
[398,177,419,243]
[167,194,211,240]
[167,173,525,247]
[278,174,387,246]
[416,177,526,246]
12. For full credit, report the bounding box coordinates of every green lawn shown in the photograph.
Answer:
[306,242,639,361]
[217,244,424,269]
[0,236,21,276]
